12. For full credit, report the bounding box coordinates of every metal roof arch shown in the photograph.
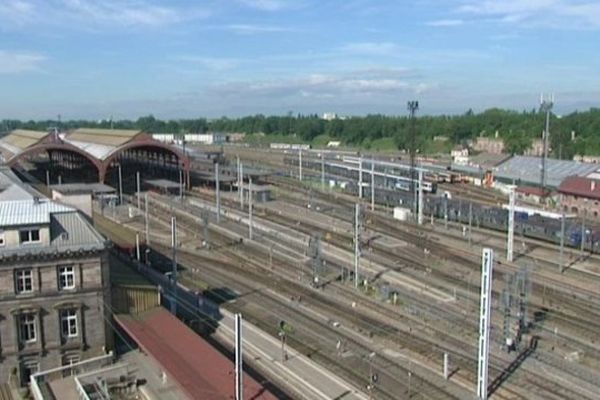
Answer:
[101,139,190,170]
[6,142,103,178]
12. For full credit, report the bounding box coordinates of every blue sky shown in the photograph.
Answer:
[1,0,599,119]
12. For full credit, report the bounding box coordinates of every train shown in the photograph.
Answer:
[281,155,599,251]
[283,156,438,194]
[270,143,311,151]
[281,157,598,251]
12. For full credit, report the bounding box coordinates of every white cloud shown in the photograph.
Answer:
[207,68,430,100]
[62,0,209,27]
[176,56,240,71]
[0,0,35,26]
[0,0,209,30]
[426,19,464,27]
[225,23,290,34]
[458,0,600,29]
[339,42,400,56]
[238,0,293,11]
[0,50,46,74]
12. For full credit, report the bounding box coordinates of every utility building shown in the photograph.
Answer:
[0,169,110,387]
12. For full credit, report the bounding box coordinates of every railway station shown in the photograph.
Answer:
[0,128,190,194]
[1,124,599,400]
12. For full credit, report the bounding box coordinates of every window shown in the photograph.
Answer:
[58,266,75,290]
[19,314,37,343]
[60,309,78,338]
[62,354,81,377]
[15,269,33,294]
[63,354,80,366]
[19,229,40,244]
[20,361,39,386]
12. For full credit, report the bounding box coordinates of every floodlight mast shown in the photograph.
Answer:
[407,101,419,220]
[540,94,554,201]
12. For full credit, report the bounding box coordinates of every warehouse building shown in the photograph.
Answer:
[493,156,599,188]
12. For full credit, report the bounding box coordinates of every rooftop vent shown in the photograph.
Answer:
[33,196,40,204]
[60,232,69,241]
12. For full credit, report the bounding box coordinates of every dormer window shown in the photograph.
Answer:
[19,229,40,244]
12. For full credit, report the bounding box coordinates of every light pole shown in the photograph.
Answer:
[136,171,141,209]
[215,161,221,223]
[540,94,553,201]
[118,163,123,205]
[367,352,376,400]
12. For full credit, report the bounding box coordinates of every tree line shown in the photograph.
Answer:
[3,107,600,157]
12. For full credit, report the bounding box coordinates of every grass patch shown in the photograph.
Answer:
[243,133,306,146]
[365,137,397,152]
[311,134,335,147]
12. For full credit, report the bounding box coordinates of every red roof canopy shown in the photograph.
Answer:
[516,186,545,197]
[116,308,277,400]
[558,176,600,200]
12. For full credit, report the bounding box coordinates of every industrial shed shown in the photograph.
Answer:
[494,156,599,188]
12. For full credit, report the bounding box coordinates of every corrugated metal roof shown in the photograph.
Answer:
[3,129,48,149]
[0,129,49,153]
[62,139,116,160]
[495,156,599,188]
[50,183,116,194]
[50,212,105,246]
[67,128,142,147]
[0,199,74,227]
[0,185,34,201]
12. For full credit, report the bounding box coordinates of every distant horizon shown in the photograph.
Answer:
[1,1,599,119]
[3,104,599,123]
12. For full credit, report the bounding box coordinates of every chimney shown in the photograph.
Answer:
[592,180,596,192]
[494,130,499,139]
[571,130,576,141]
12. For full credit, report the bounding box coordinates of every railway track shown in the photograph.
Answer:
[184,185,600,360]
[149,227,465,399]
[142,192,600,398]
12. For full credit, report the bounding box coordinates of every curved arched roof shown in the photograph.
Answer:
[0,129,50,161]
[0,128,189,183]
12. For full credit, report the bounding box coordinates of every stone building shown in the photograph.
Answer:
[558,176,600,218]
[0,171,110,386]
